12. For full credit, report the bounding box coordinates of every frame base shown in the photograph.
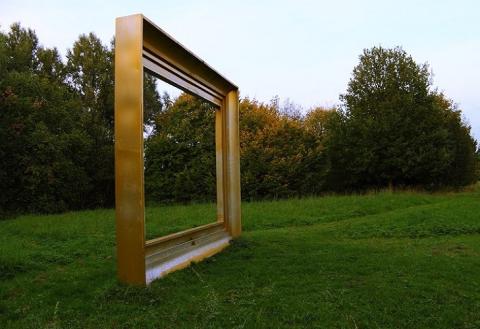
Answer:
[145,223,231,284]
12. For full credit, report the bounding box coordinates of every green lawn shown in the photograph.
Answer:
[1,186,480,328]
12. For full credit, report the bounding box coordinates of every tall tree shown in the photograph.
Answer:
[66,33,114,131]
[4,23,39,73]
[326,46,477,189]
[66,33,115,207]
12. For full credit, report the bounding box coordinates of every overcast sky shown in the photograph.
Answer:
[1,0,479,140]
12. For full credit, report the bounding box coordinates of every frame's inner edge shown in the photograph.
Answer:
[145,221,225,247]
[143,49,223,107]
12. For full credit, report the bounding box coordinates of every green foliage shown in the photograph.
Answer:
[0,25,94,214]
[145,94,217,203]
[4,23,39,73]
[1,187,480,328]
[66,33,114,130]
[327,46,477,190]
[239,98,330,199]
[143,95,332,204]
[436,94,478,186]
[65,33,116,208]
[143,73,164,127]
[0,23,184,214]
[1,23,477,214]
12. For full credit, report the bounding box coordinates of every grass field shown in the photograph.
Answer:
[1,186,480,328]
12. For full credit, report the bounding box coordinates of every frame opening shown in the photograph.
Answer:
[143,73,219,241]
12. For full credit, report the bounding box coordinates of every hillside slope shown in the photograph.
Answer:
[1,187,480,328]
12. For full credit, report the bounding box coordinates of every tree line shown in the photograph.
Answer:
[0,23,478,215]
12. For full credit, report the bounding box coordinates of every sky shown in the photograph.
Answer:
[1,0,479,140]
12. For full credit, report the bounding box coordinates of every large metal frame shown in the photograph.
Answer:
[115,14,241,285]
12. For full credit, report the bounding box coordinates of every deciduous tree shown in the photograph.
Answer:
[326,46,477,189]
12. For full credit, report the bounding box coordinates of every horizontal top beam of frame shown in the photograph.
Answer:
[137,15,237,104]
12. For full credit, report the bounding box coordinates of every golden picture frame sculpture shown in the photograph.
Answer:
[115,14,241,285]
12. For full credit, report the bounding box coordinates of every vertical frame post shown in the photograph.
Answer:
[114,15,146,284]
[215,108,225,223]
[224,90,242,237]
